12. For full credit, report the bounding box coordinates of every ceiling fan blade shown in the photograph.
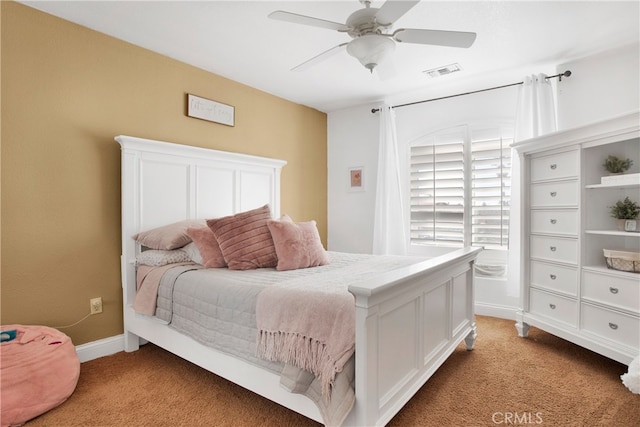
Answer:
[291,43,349,72]
[268,11,350,32]
[394,28,477,48]
[375,0,420,26]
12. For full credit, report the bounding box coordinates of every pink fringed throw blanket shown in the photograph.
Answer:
[134,263,194,315]
[256,286,355,401]
[255,253,425,402]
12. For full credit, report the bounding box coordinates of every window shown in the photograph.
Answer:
[410,125,512,250]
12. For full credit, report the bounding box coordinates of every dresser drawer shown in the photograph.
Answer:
[530,150,579,182]
[581,303,640,349]
[530,209,578,236]
[530,288,578,327]
[530,235,578,265]
[530,260,578,296]
[530,180,579,208]
[582,270,640,313]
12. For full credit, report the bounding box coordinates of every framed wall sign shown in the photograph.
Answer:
[187,94,235,126]
[348,166,365,192]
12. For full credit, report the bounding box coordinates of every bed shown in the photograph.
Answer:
[116,134,481,426]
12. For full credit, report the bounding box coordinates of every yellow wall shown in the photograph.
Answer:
[0,2,327,345]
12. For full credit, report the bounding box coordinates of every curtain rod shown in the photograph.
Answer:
[371,70,572,113]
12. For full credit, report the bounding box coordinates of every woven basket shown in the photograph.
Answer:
[603,249,640,273]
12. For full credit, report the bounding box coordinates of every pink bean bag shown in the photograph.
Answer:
[1,325,80,427]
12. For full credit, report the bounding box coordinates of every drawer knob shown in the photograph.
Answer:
[550,274,557,280]
[550,164,557,170]
[609,322,618,330]
[550,246,557,252]
[550,219,557,224]
[549,303,556,310]
[550,191,557,197]
[609,287,619,294]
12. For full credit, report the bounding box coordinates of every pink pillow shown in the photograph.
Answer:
[185,227,226,268]
[206,205,277,270]
[267,218,329,271]
[133,219,205,250]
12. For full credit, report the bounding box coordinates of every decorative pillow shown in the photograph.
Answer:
[181,242,204,265]
[132,219,205,250]
[267,217,329,271]
[136,249,191,266]
[206,204,277,270]
[185,227,226,268]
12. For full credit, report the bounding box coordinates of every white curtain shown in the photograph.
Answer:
[372,105,407,255]
[508,73,557,297]
[514,73,557,141]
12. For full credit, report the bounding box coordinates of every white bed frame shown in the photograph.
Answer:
[116,135,481,426]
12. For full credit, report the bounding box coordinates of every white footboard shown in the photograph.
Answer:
[346,246,481,426]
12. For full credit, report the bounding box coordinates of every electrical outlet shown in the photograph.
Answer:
[90,297,103,315]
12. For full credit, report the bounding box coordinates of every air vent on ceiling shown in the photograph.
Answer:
[423,63,462,78]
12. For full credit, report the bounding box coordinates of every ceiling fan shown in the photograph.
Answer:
[268,0,477,73]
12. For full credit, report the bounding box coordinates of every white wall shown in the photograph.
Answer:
[327,103,381,254]
[557,43,640,130]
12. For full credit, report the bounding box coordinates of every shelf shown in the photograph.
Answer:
[585,229,640,237]
[585,183,640,189]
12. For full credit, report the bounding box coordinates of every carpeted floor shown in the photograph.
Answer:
[25,316,639,426]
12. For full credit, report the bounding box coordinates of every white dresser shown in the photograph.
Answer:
[513,112,640,365]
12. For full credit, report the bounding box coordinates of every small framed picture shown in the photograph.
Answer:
[348,167,365,192]
[624,220,638,232]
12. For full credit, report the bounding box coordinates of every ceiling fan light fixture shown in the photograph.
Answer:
[346,35,395,72]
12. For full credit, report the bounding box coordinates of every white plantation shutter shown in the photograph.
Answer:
[410,125,512,249]
[410,131,465,247]
[471,129,512,249]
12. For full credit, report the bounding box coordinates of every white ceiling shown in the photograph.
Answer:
[20,1,640,113]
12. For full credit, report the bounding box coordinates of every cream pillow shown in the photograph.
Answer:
[136,249,191,266]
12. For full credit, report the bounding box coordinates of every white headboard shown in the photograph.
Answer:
[116,135,287,307]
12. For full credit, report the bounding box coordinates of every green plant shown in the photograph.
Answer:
[603,155,633,174]
[609,196,640,219]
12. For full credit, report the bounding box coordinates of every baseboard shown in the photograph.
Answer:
[75,334,124,363]
[475,302,518,321]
